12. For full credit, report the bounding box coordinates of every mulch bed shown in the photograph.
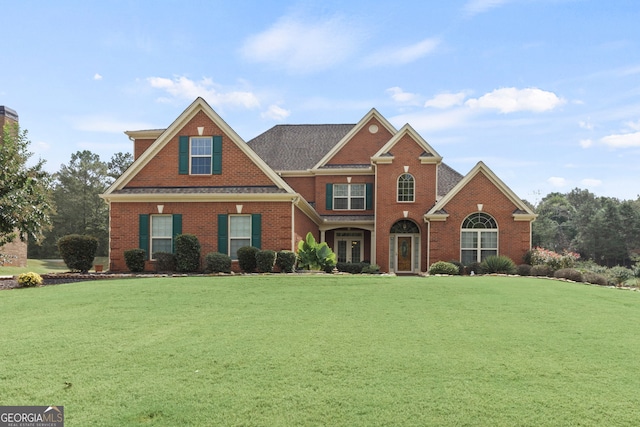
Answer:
[0,273,130,291]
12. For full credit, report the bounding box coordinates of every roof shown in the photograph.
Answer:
[438,163,464,197]
[111,186,288,195]
[247,124,355,171]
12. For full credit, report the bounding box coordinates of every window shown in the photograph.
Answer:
[333,184,365,210]
[336,231,363,263]
[397,173,415,202]
[151,215,173,257]
[229,215,251,260]
[190,137,213,174]
[461,212,498,264]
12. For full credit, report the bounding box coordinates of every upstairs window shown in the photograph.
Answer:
[190,137,213,174]
[333,184,365,210]
[397,173,415,202]
[179,135,222,175]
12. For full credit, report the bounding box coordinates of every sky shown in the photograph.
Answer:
[2,0,640,203]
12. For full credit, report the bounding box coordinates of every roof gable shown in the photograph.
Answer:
[312,108,397,170]
[104,97,295,195]
[426,161,536,219]
[372,124,443,165]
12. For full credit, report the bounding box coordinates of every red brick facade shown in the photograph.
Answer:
[102,98,535,273]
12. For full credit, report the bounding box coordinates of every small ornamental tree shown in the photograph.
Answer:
[296,232,336,271]
[57,234,98,273]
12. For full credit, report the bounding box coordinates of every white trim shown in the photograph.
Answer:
[371,124,443,165]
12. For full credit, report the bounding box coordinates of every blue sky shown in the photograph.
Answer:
[2,0,639,202]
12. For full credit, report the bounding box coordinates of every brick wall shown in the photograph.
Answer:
[327,118,392,166]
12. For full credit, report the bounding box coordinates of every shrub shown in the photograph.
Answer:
[608,266,633,286]
[256,250,276,273]
[17,272,43,287]
[531,264,553,277]
[530,247,580,271]
[517,264,532,276]
[237,246,259,273]
[153,252,176,272]
[57,234,98,273]
[275,250,296,273]
[124,248,146,272]
[336,262,367,274]
[583,272,609,286]
[297,232,336,271]
[204,252,231,273]
[554,268,583,282]
[481,255,516,274]
[466,262,482,275]
[428,261,460,275]
[175,234,201,272]
[362,264,381,274]
[449,260,464,275]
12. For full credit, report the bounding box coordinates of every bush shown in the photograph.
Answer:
[466,262,482,275]
[57,234,98,273]
[124,248,146,272]
[481,255,516,274]
[583,272,609,286]
[361,264,381,274]
[17,272,43,287]
[336,262,367,274]
[531,264,553,277]
[297,232,336,271]
[517,264,532,276]
[204,252,231,273]
[530,247,580,271]
[256,250,276,273]
[449,260,464,275]
[275,250,296,273]
[175,234,201,272]
[237,246,259,273]
[554,268,583,282]
[428,261,460,275]
[153,252,176,272]
[608,266,633,286]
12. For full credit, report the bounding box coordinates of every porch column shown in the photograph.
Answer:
[370,229,376,265]
[320,230,326,243]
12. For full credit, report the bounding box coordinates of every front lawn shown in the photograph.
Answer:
[1,275,639,426]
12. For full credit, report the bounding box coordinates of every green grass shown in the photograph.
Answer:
[1,275,639,426]
[0,257,109,275]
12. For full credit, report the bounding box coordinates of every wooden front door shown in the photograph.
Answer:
[397,236,412,272]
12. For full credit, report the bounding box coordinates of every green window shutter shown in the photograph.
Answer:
[251,214,262,249]
[212,136,222,175]
[325,183,333,210]
[179,136,189,175]
[218,214,228,254]
[366,183,373,210]
[139,214,150,258]
[172,214,182,253]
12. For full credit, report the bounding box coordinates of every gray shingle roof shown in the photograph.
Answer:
[438,163,464,197]
[247,124,355,171]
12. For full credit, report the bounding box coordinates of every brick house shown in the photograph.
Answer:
[101,97,536,273]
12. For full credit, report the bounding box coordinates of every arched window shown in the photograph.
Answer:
[461,212,498,265]
[397,173,415,202]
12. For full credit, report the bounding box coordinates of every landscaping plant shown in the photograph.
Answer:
[296,232,336,271]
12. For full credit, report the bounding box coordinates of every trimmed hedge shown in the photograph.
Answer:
[429,261,460,275]
[275,251,296,273]
[124,248,146,272]
[531,264,553,277]
[517,264,532,276]
[153,252,176,272]
[57,234,98,273]
[205,252,232,273]
[554,268,583,282]
[237,246,259,273]
[256,249,276,273]
[175,234,201,273]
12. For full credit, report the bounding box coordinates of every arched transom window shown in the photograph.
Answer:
[461,212,498,265]
[397,173,415,202]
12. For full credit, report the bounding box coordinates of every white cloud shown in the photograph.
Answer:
[241,14,366,73]
[601,131,640,148]
[579,139,593,148]
[548,176,567,187]
[261,105,290,121]
[625,119,640,131]
[147,76,260,109]
[386,87,422,106]
[69,115,155,133]
[465,87,565,113]
[390,108,475,133]
[581,178,602,187]
[424,92,467,109]
[463,0,510,17]
[365,38,440,67]
[93,73,103,81]
[579,119,593,130]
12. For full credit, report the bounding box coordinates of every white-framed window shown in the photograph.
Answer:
[151,215,173,257]
[461,212,498,265]
[397,173,415,202]
[336,231,363,263]
[333,184,365,210]
[229,215,251,260]
[190,136,213,174]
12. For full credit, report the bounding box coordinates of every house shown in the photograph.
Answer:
[101,97,536,273]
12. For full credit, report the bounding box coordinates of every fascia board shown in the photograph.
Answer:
[100,192,298,203]
[373,124,443,160]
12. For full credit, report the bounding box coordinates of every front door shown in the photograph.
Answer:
[397,236,412,272]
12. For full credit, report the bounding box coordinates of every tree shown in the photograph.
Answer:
[533,192,576,251]
[0,123,54,247]
[107,152,133,181]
